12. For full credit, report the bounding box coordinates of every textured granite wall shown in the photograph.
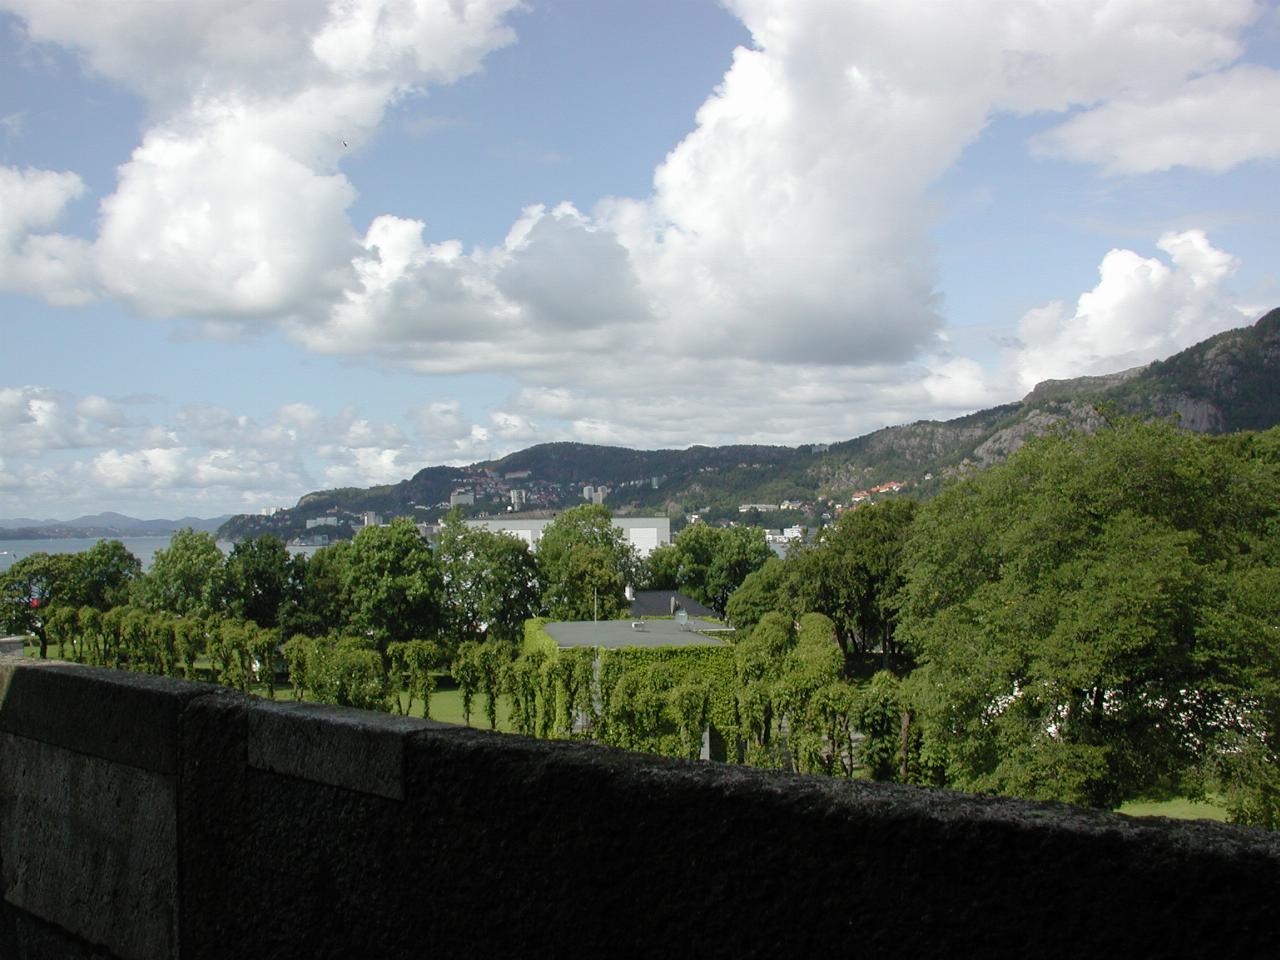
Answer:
[2,657,1278,960]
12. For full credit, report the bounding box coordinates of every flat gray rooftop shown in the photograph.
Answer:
[545,619,731,649]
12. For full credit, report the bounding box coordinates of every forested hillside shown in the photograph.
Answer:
[219,307,1280,541]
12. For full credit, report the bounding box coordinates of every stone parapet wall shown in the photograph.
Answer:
[2,658,1278,959]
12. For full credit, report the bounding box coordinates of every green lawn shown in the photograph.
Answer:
[245,675,514,732]
[1116,796,1228,822]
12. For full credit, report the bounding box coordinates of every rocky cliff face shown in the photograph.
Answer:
[971,402,1109,467]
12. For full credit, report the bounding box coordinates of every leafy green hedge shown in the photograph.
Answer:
[516,618,737,760]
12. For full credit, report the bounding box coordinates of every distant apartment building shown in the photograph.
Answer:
[450,489,475,507]
[361,512,382,527]
[305,516,340,530]
[465,516,671,557]
[510,489,527,510]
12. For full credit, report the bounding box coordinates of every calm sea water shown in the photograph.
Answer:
[0,535,320,574]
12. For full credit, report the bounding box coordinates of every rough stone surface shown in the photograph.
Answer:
[246,699,445,800]
[180,697,1280,959]
[0,733,177,960]
[3,661,1279,959]
[0,659,215,774]
[0,904,124,960]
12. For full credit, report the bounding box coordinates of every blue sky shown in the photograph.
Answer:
[1,0,1278,520]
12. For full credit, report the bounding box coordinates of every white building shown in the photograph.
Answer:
[450,489,475,507]
[465,516,671,557]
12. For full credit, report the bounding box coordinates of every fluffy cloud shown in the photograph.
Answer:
[0,1,1275,515]
[8,0,1268,355]
[1,0,522,315]
[1006,231,1247,392]
[0,166,93,305]
[94,109,361,320]
[0,388,547,518]
[294,0,1273,382]
[5,0,519,111]
[0,386,124,453]
[1033,64,1280,174]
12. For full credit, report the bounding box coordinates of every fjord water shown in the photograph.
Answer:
[0,536,251,573]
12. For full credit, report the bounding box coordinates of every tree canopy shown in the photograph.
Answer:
[133,528,225,617]
[672,523,772,618]
[437,510,540,653]
[898,420,1280,814]
[536,505,638,620]
[342,518,443,653]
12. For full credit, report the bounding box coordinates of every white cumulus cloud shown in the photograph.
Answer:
[1,0,523,317]
[0,166,93,304]
[1006,230,1248,392]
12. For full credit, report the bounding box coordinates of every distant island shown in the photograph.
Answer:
[0,512,232,541]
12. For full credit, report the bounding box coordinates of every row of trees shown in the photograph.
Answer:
[3,503,775,667]
[2,505,639,661]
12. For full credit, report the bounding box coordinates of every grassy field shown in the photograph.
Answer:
[249,676,515,731]
[1116,796,1228,822]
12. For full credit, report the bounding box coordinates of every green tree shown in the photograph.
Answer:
[294,541,353,637]
[69,539,141,610]
[724,557,788,632]
[134,528,225,617]
[42,605,80,660]
[388,639,439,717]
[452,640,483,726]
[787,499,917,673]
[436,511,539,654]
[475,639,510,730]
[672,523,771,618]
[536,505,638,620]
[0,551,81,656]
[734,612,794,760]
[221,534,298,629]
[343,519,442,656]
[898,420,1280,812]
[1194,564,1280,828]
[640,542,680,590]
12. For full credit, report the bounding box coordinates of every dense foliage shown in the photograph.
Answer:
[536,504,639,620]
[897,420,1280,820]
[9,419,1280,829]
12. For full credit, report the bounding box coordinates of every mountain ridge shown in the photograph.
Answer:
[0,513,232,541]
[218,307,1280,542]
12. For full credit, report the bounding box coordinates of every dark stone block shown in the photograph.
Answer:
[1,734,177,960]
[0,659,220,774]
[2,904,124,960]
[246,698,451,800]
